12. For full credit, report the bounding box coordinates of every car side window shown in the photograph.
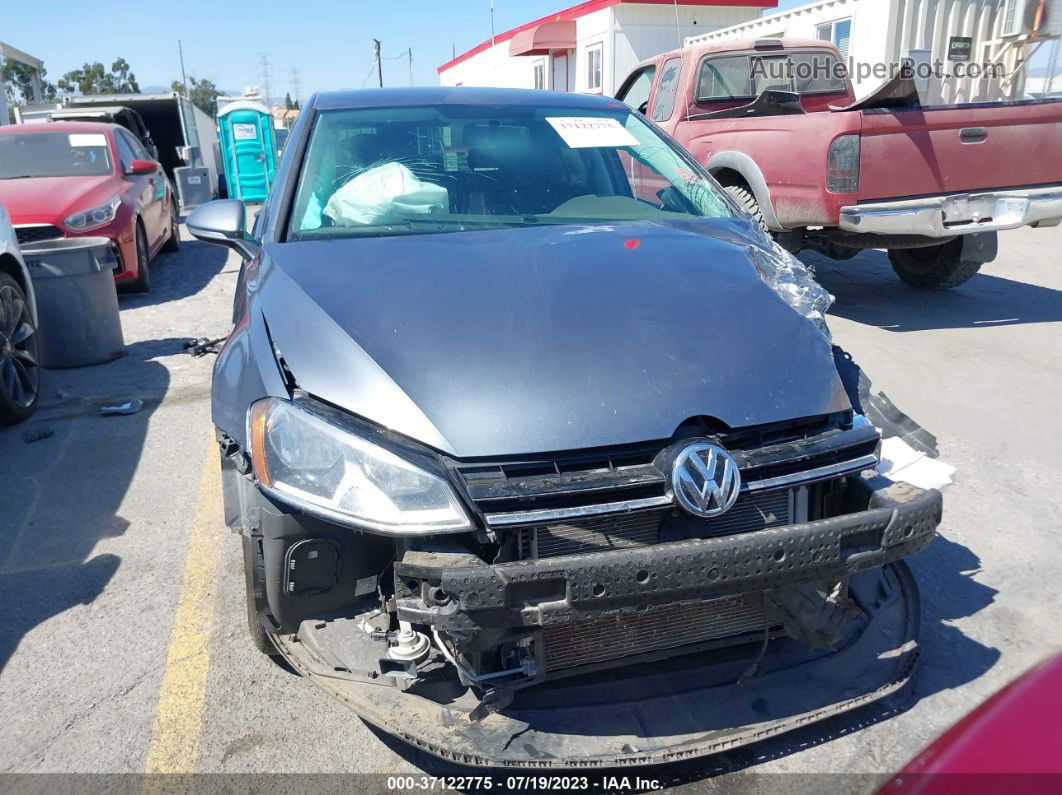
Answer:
[697,55,753,101]
[651,57,683,122]
[120,129,150,161]
[114,131,137,171]
[617,66,656,114]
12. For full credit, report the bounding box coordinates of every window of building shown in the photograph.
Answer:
[533,60,546,90]
[816,18,852,60]
[586,44,603,92]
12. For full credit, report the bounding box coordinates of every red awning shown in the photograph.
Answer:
[508,20,576,56]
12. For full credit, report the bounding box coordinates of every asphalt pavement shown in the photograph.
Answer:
[0,221,1060,792]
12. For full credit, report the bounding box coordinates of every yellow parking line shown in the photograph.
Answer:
[144,443,223,779]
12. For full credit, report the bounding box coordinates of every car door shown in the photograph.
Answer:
[116,128,165,247]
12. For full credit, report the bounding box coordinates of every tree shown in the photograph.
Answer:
[57,59,140,96]
[284,92,294,110]
[2,60,57,104]
[171,76,221,118]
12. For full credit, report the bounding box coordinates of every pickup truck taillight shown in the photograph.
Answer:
[827,135,860,194]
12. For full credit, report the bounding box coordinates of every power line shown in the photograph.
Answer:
[289,66,301,104]
[257,52,273,107]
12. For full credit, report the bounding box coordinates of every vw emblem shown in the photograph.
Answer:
[672,443,742,518]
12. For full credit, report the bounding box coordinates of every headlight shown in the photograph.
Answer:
[747,241,834,337]
[64,195,121,231]
[248,398,473,535]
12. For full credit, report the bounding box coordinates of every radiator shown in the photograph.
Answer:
[542,596,766,672]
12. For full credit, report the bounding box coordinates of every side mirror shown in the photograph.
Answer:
[128,159,157,175]
[187,199,262,260]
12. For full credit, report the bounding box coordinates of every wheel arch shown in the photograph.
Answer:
[707,152,784,231]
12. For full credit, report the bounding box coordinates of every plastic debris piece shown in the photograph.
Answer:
[100,398,144,416]
[877,437,955,491]
[747,242,834,337]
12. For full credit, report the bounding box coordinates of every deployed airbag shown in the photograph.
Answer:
[324,162,449,227]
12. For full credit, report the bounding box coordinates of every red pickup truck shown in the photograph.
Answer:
[617,39,1062,289]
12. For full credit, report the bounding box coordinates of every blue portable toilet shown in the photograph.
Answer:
[217,101,278,203]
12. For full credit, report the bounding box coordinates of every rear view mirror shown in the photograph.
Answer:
[187,199,261,260]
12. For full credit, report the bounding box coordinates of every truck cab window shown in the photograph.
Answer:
[652,58,683,122]
[697,56,752,101]
[617,66,656,114]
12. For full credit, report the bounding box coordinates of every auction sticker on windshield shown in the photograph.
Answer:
[69,134,108,147]
[546,117,639,149]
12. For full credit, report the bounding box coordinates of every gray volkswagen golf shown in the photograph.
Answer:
[189,87,941,767]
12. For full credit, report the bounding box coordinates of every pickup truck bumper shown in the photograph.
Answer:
[838,186,1062,237]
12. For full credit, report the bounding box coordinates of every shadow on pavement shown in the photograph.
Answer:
[365,532,998,784]
[118,235,230,310]
[806,249,1062,332]
[0,351,169,673]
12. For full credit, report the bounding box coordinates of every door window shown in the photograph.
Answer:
[114,131,137,171]
[617,66,656,114]
[651,58,683,121]
[120,129,150,161]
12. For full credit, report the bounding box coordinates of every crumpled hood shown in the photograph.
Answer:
[258,220,850,458]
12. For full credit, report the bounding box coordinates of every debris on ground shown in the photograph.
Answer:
[100,398,144,416]
[183,336,227,357]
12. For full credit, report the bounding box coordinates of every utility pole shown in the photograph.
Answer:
[289,66,301,105]
[408,48,414,86]
[178,39,190,98]
[373,39,383,87]
[490,0,496,46]
[257,52,273,107]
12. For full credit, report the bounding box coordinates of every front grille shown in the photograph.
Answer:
[517,488,797,559]
[542,596,766,671]
[15,225,64,246]
[519,510,663,559]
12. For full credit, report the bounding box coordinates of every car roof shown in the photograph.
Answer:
[0,120,117,135]
[311,86,627,112]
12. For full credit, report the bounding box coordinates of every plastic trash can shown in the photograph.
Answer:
[21,237,125,368]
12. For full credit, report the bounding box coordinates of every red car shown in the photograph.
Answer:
[0,121,180,293]
[879,654,1062,792]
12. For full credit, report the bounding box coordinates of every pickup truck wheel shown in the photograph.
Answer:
[242,534,280,656]
[888,241,981,290]
[723,184,770,235]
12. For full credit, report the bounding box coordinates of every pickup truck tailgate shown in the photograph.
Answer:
[857,100,1062,201]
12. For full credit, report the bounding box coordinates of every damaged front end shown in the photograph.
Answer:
[223,404,941,767]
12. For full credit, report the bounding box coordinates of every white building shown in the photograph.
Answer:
[437,0,779,95]
[686,0,1059,101]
